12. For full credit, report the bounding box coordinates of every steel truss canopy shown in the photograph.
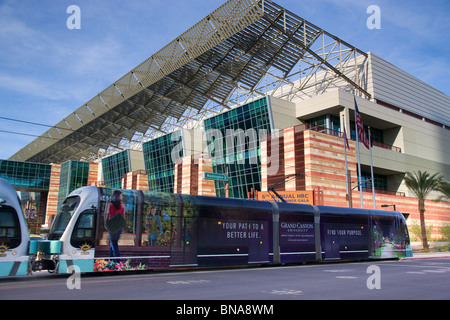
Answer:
[10,0,370,163]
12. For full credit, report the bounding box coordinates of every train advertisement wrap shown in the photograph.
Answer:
[279,210,316,263]
[40,186,412,275]
[197,219,270,266]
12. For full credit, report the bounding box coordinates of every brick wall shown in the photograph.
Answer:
[260,126,450,239]
[45,163,61,226]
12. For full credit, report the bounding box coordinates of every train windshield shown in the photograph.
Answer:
[48,196,80,240]
[0,206,22,248]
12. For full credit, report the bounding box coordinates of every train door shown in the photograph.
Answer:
[321,222,341,261]
[247,220,269,264]
[245,201,272,265]
[140,191,192,269]
[170,216,198,267]
[320,211,369,261]
[277,204,317,264]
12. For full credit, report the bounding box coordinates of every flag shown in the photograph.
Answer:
[343,124,350,151]
[354,97,370,149]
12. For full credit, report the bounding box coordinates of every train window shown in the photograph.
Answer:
[48,196,80,240]
[142,204,166,246]
[0,207,21,248]
[100,189,139,247]
[141,203,176,246]
[376,216,409,243]
[372,214,410,258]
[141,192,178,247]
[71,209,95,248]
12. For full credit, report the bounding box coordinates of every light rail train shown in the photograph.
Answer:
[34,186,412,274]
[0,179,30,276]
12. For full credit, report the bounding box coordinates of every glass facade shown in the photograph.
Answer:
[101,150,131,188]
[0,160,51,190]
[20,191,45,225]
[306,114,384,145]
[203,97,272,199]
[57,160,90,208]
[307,114,340,132]
[350,121,384,144]
[360,171,388,191]
[143,130,183,193]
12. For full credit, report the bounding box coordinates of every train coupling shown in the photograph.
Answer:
[28,240,61,272]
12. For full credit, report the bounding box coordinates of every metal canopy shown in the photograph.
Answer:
[10,0,369,163]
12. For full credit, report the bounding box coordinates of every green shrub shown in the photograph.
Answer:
[440,225,450,242]
[409,221,433,241]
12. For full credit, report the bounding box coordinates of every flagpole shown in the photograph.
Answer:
[369,126,376,209]
[354,97,364,208]
[343,115,350,208]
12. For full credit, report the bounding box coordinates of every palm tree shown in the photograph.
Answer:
[436,181,450,202]
[404,171,443,250]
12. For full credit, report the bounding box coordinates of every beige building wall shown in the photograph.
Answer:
[129,149,145,171]
[367,53,450,127]
[294,89,450,198]
[268,95,301,130]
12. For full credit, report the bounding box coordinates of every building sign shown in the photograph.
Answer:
[257,191,314,205]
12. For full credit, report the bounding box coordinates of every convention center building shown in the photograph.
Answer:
[1,0,449,238]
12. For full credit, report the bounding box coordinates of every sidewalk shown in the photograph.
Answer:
[403,241,450,260]
[404,251,450,260]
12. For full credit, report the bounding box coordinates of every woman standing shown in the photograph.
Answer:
[104,190,126,260]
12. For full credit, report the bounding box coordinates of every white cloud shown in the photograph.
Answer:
[0,72,70,101]
[0,4,140,114]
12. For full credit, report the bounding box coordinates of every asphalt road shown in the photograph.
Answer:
[1,257,449,302]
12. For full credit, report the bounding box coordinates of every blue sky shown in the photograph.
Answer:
[0,0,449,161]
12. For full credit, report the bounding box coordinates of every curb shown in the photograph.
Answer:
[401,252,450,260]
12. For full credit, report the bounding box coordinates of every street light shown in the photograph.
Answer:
[381,204,396,211]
